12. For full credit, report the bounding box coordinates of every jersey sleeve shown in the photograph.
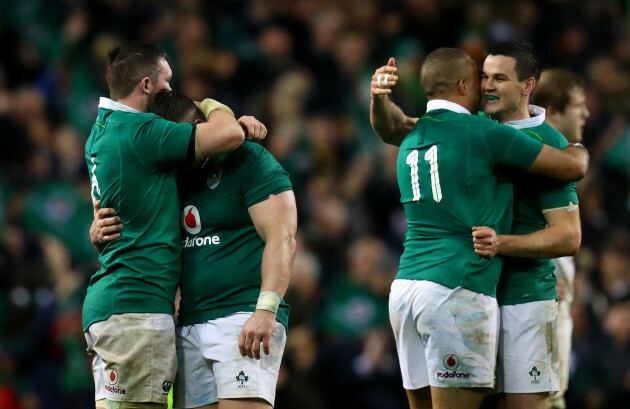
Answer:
[539,181,579,210]
[241,145,293,208]
[531,126,579,210]
[135,117,195,168]
[485,124,543,170]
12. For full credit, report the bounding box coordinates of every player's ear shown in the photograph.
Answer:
[523,77,536,96]
[457,78,468,95]
[140,77,151,95]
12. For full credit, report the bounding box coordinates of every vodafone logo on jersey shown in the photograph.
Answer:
[182,205,201,234]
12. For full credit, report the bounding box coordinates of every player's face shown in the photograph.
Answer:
[150,59,173,97]
[553,87,589,143]
[481,55,529,122]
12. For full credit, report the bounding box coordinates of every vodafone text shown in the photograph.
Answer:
[105,385,127,395]
[436,371,470,379]
[182,235,220,248]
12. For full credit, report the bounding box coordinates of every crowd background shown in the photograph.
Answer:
[0,0,629,408]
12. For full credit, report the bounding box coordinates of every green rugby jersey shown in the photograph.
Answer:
[177,141,292,329]
[396,101,543,297]
[498,108,578,305]
[83,98,194,331]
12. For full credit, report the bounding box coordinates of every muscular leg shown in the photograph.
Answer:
[505,393,548,409]
[218,398,272,409]
[406,387,432,409]
[431,386,486,409]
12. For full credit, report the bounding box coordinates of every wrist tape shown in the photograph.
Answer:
[256,291,281,314]
[199,98,235,119]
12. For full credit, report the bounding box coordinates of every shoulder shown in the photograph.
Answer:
[464,115,519,140]
[526,123,568,148]
[239,140,268,154]
[236,141,279,163]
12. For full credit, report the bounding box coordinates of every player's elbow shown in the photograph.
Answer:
[565,231,581,255]
[371,124,395,146]
[199,126,245,157]
[565,160,588,182]
[223,126,246,151]
[287,232,297,258]
[560,229,581,256]
[278,219,297,254]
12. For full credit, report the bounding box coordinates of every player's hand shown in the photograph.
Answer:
[237,116,267,141]
[90,200,122,252]
[472,226,499,258]
[238,310,276,360]
[371,57,399,98]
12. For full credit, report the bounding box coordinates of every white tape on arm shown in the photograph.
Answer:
[256,291,281,314]
[199,98,235,119]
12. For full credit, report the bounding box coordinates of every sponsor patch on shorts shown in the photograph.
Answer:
[105,369,127,395]
[437,354,470,379]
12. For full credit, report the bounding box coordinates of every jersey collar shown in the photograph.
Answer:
[98,97,141,113]
[426,99,471,115]
[504,104,546,129]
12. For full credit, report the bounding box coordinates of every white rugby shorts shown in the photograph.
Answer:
[85,313,177,404]
[173,312,286,408]
[389,279,499,390]
[496,300,560,394]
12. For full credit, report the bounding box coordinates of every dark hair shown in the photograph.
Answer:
[486,41,540,82]
[146,89,204,123]
[105,42,167,100]
[531,69,586,113]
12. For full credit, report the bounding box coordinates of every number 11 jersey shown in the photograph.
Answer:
[396,107,543,297]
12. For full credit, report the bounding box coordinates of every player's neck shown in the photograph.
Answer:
[116,93,147,113]
[499,103,530,124]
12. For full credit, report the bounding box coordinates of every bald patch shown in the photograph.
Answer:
[421,48,475,98]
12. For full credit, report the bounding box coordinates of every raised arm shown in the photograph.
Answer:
[193,99,268,160]
[238,190,297,360]
[194,110,245,160]
[473,207,581,258]
[370,58,418,146]
[527,143,589,182]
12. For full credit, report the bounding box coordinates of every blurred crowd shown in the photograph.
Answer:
[0,0,629,408]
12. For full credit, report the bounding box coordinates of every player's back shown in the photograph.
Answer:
[83,104,193,331]
[396,108,542,297]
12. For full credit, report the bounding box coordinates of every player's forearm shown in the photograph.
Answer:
[497,227,581,259]
[195,112,245,160]
[370,95,416,147]
[259,234,296,299]
[529,144,589,182]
